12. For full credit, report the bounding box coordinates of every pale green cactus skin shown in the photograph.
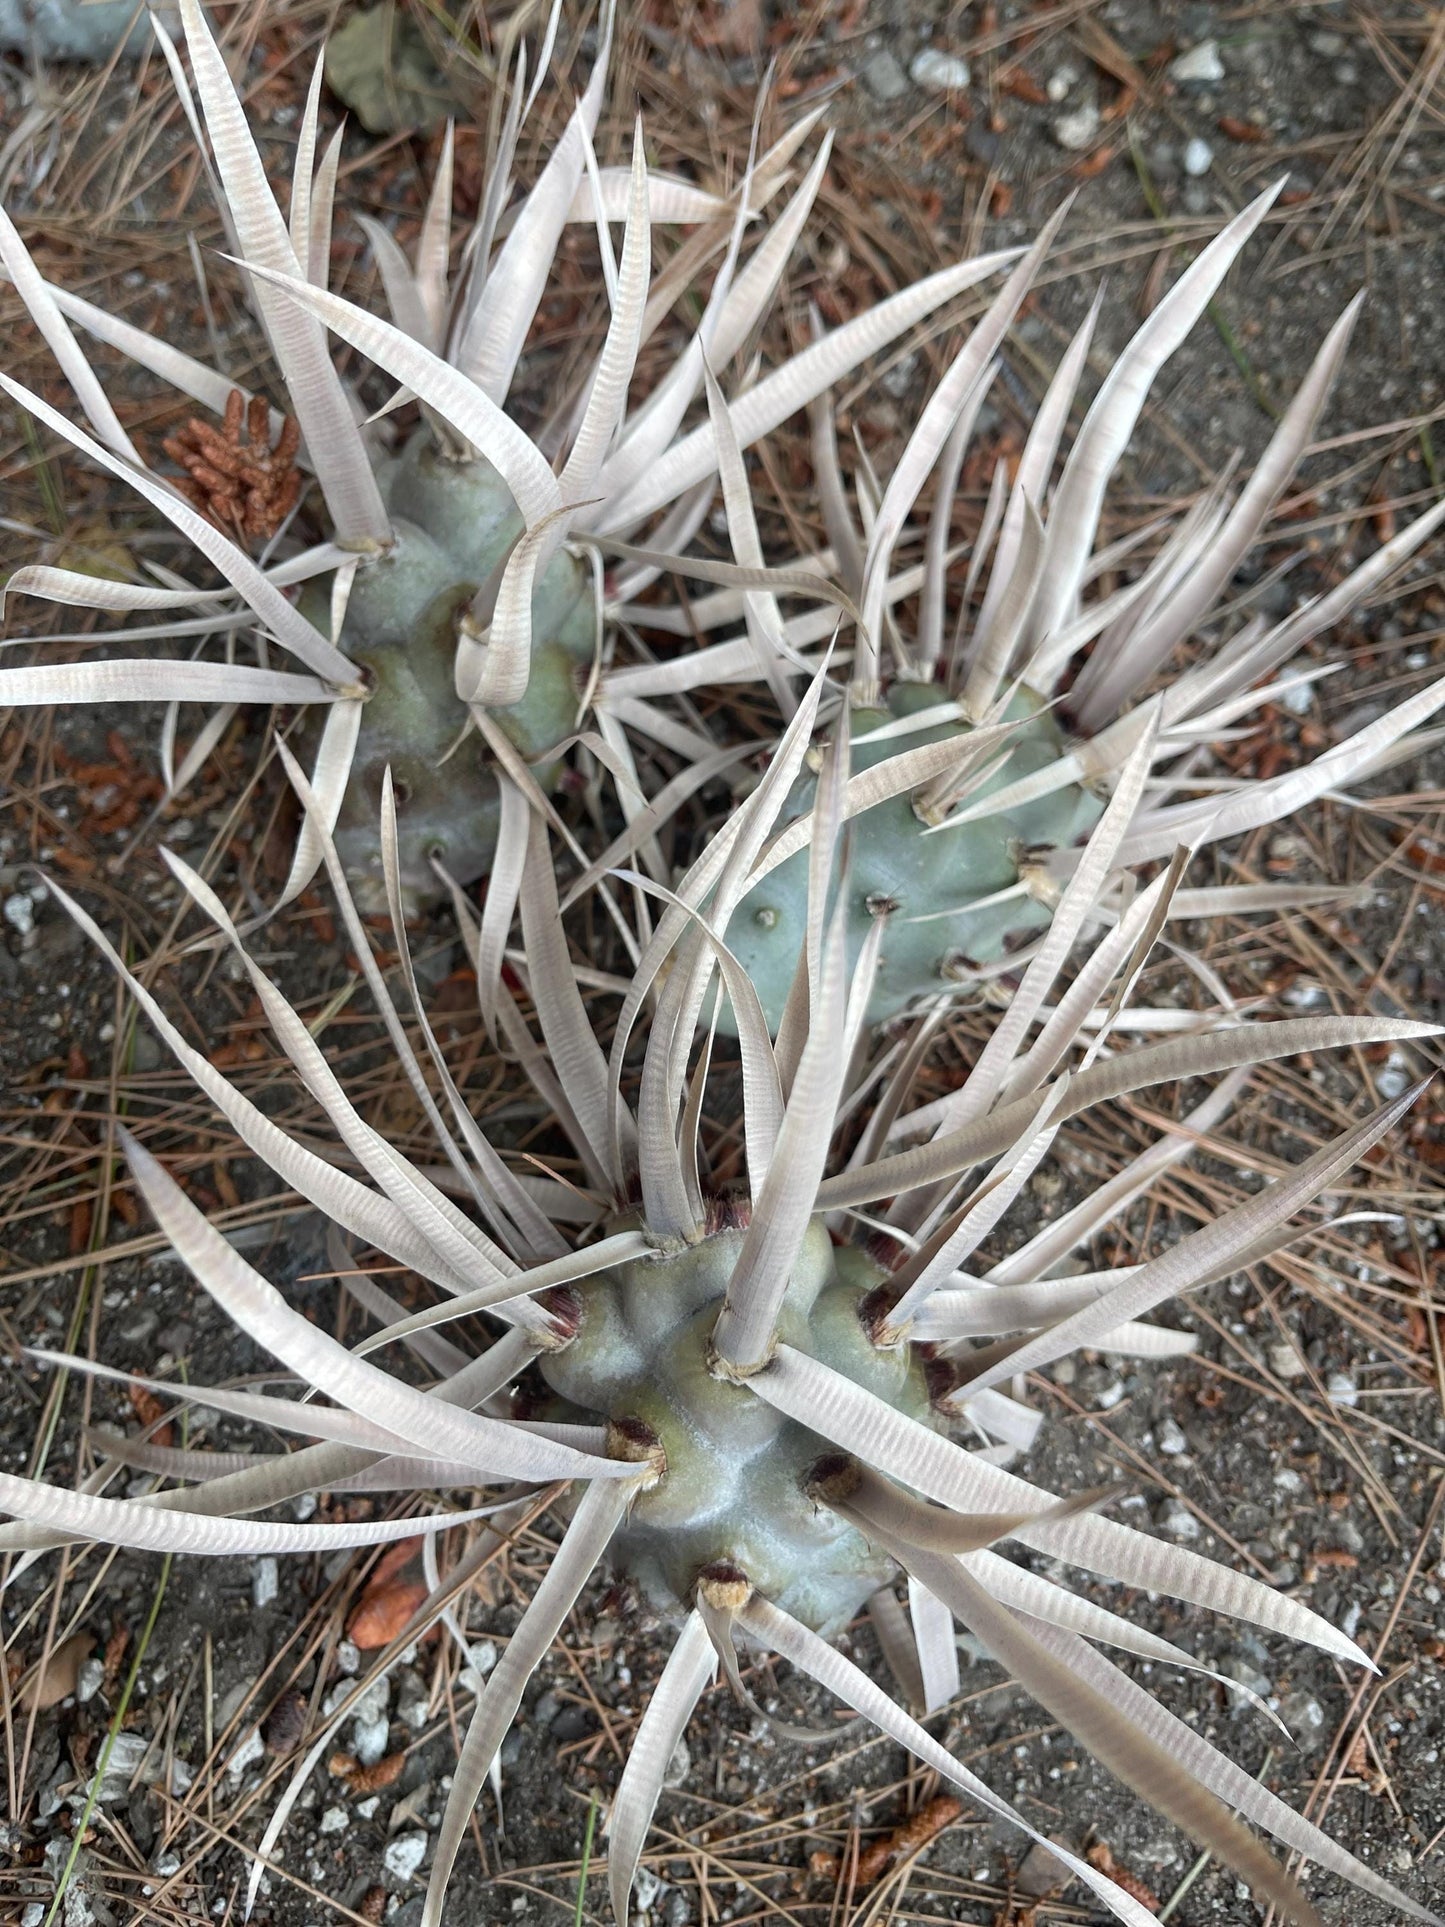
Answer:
[724,686,1104,1032]
[305,431,594,911]
[539,1217,931,1635]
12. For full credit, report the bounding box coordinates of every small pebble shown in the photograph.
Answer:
[1308,29,1347,57]
[458,1640,498,1698]
[1376,1050,1412,1099]
[664,1737,691,1790]
[1183,136,1214,177]
[1158,1416,1188,1456]
[910,47,970,92]
[76,1656,106,1703]
[227,1728,266,1779]
[1280,1691,1327,1748]
[22,1906,45,1927]
[880,350,919,399]
[1157,1500,1200,1540]
[1326,1371,1358,1408]
[319,1806,348,1835]
[1095,1379,1125,1411]
[353,1714,390,1768]
[383,1832,429,1881]
[3,893,34,937]
[335,1639,361,1676]
[1046,63,1077,102]
[1169,39,1225,85]
[1269,1342,1306,1380]
[1283,981,1325,1010]
[1052,102,1100,150]
[861,49,909,102]
[1280,678,1314,714]
[252,1557,279,1610]
[1224,1657,1273,1700]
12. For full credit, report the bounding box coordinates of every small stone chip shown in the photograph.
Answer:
[383,1831,428,1881]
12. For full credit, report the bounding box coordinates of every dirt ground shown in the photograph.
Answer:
[2,3,1445,1926]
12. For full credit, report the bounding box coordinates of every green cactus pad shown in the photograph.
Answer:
[538,1215,932,1634]
[722,685,1104,1032]
[305,431,595,912]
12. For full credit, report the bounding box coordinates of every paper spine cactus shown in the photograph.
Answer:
[2,712,1439,1927]
[0,0,1011,912]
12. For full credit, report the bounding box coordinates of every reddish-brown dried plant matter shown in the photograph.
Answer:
[163,388,302,544]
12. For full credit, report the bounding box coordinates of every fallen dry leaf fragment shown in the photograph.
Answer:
[330,1749,407,1793]
[855,1793,962,1884]
[1087,1842,1160,1912]
[19,1632,95,1711]
[346,1579,430,1650]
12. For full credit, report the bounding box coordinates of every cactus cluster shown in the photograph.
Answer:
[4,744,1438,1927]
[2,7,1445,1927]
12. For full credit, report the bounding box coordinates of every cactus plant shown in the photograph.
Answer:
[613,192,1445,1033]
[2,713,1439,1927]
[0,0,1011,910]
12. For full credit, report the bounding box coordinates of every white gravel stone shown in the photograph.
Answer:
[1269,1342,1306,1380]
[861,49,908,101]
[1052,102,1100,151]
[1183,136,1214,177]
[75,1656,105,1703]
[89,1732,151,1802]
[1326,1371,1359,1408]
[353,1714,390,1768]
[1169,39,1225,85]
[458,1640,498,1697]
[1376,1050,1412,1098]
[1158,1500,1200,1540]
[226,1728,266,1779]
[383,1832,428,1881]
[3,893,34,936]
[1094,1379,1125,1411]
[910,47,970,92]
[319,1805,348,1835]
[252,1557,279,1610]
[1158,1417,1188,1456]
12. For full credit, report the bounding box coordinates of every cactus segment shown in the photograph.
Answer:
[723,685,1103,1032]
[539,1217,930,1634]
[305,432,594,910]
